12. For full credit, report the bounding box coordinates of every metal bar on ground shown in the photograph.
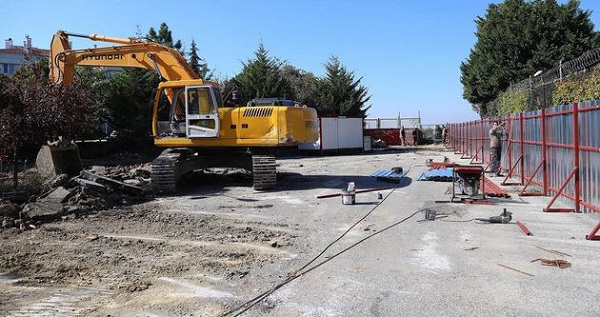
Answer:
[317,187,393,199]
[535,246,571,257]
[497,263,535,277]
[516,221,533,236]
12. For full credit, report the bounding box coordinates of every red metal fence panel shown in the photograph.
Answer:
[449,101,600,213]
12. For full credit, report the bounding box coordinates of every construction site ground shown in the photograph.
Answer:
[1,145,600,317]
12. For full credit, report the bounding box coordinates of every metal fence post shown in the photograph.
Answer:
[479,119,484,163]
[574,103,581,213]
[520,113,525,185]
[507,116,512,174]
[541,107,548,196]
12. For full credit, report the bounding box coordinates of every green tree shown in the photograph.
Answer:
[280,65,319,107]
[316,56,371,117]
[147,22,184,55]
[102,69,158,152]
[460,0,598,117]
[188,38,212,80]
[232,43,293,103]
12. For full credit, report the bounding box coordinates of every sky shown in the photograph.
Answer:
[2,0,600,125]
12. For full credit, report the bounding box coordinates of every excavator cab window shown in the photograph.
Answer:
[165,88,186,136]
[154,87,187,137]
[155,88,176,137]
[172,89,186,120]
[184,85,220,138]
[154,85,220,138]
[187,87,214,115]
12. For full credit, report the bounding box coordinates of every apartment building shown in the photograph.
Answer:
[0,35,49,75]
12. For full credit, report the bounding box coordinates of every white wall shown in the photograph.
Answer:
[299,117,364,151]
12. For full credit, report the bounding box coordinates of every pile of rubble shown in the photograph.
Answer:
[0,164,152,230]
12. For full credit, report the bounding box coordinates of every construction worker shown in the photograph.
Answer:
[442,125,448,143]
[399,126,406,146]
[489,120,507,176]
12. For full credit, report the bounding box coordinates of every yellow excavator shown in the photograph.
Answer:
[50,30,319,193]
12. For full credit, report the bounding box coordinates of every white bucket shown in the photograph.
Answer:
[341,191,355,205]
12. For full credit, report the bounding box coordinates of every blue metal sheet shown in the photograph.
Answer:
[417,168,454,181]
[371,170,406,182]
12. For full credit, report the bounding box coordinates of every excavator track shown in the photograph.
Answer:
[151,151,181,194]
[252,155,276,190]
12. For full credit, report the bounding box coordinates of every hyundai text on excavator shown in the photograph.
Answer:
[50,30,319,193]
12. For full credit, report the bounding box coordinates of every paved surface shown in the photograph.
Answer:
[240,147,600,316]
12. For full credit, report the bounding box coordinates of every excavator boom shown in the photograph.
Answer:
[50,30,199,84]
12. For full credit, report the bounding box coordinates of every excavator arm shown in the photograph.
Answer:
[50,30,200,84]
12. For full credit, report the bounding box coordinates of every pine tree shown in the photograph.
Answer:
[147,22,184,55]
[317,56,370,117]
[232,43,292,103]
[188,38,211,79]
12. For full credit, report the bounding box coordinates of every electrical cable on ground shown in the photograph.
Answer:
[439,218,477,223]
[216,164,423,316]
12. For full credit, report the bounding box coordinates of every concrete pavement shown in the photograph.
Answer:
[243,148,600,317]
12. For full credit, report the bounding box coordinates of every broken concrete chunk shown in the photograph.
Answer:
[0,200,19,218]
[79,170,142,195]
[93,175,143,196]
[22,200,64,221]
[43,174,70,189]
[123,179,142,186]
[44,186,73,203]
[1,217,15,228]
[89,166,107,175]
[130,167,151,178]
[79,170,99,182]
[75,178,108,194]
[64,205,80,214]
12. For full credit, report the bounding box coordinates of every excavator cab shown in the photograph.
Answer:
[154,82,221,138]
[184,85,221,138]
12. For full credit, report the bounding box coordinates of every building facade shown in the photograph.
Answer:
[0,36,49,75]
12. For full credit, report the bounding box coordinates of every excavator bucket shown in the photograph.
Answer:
[36,144,83,179]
